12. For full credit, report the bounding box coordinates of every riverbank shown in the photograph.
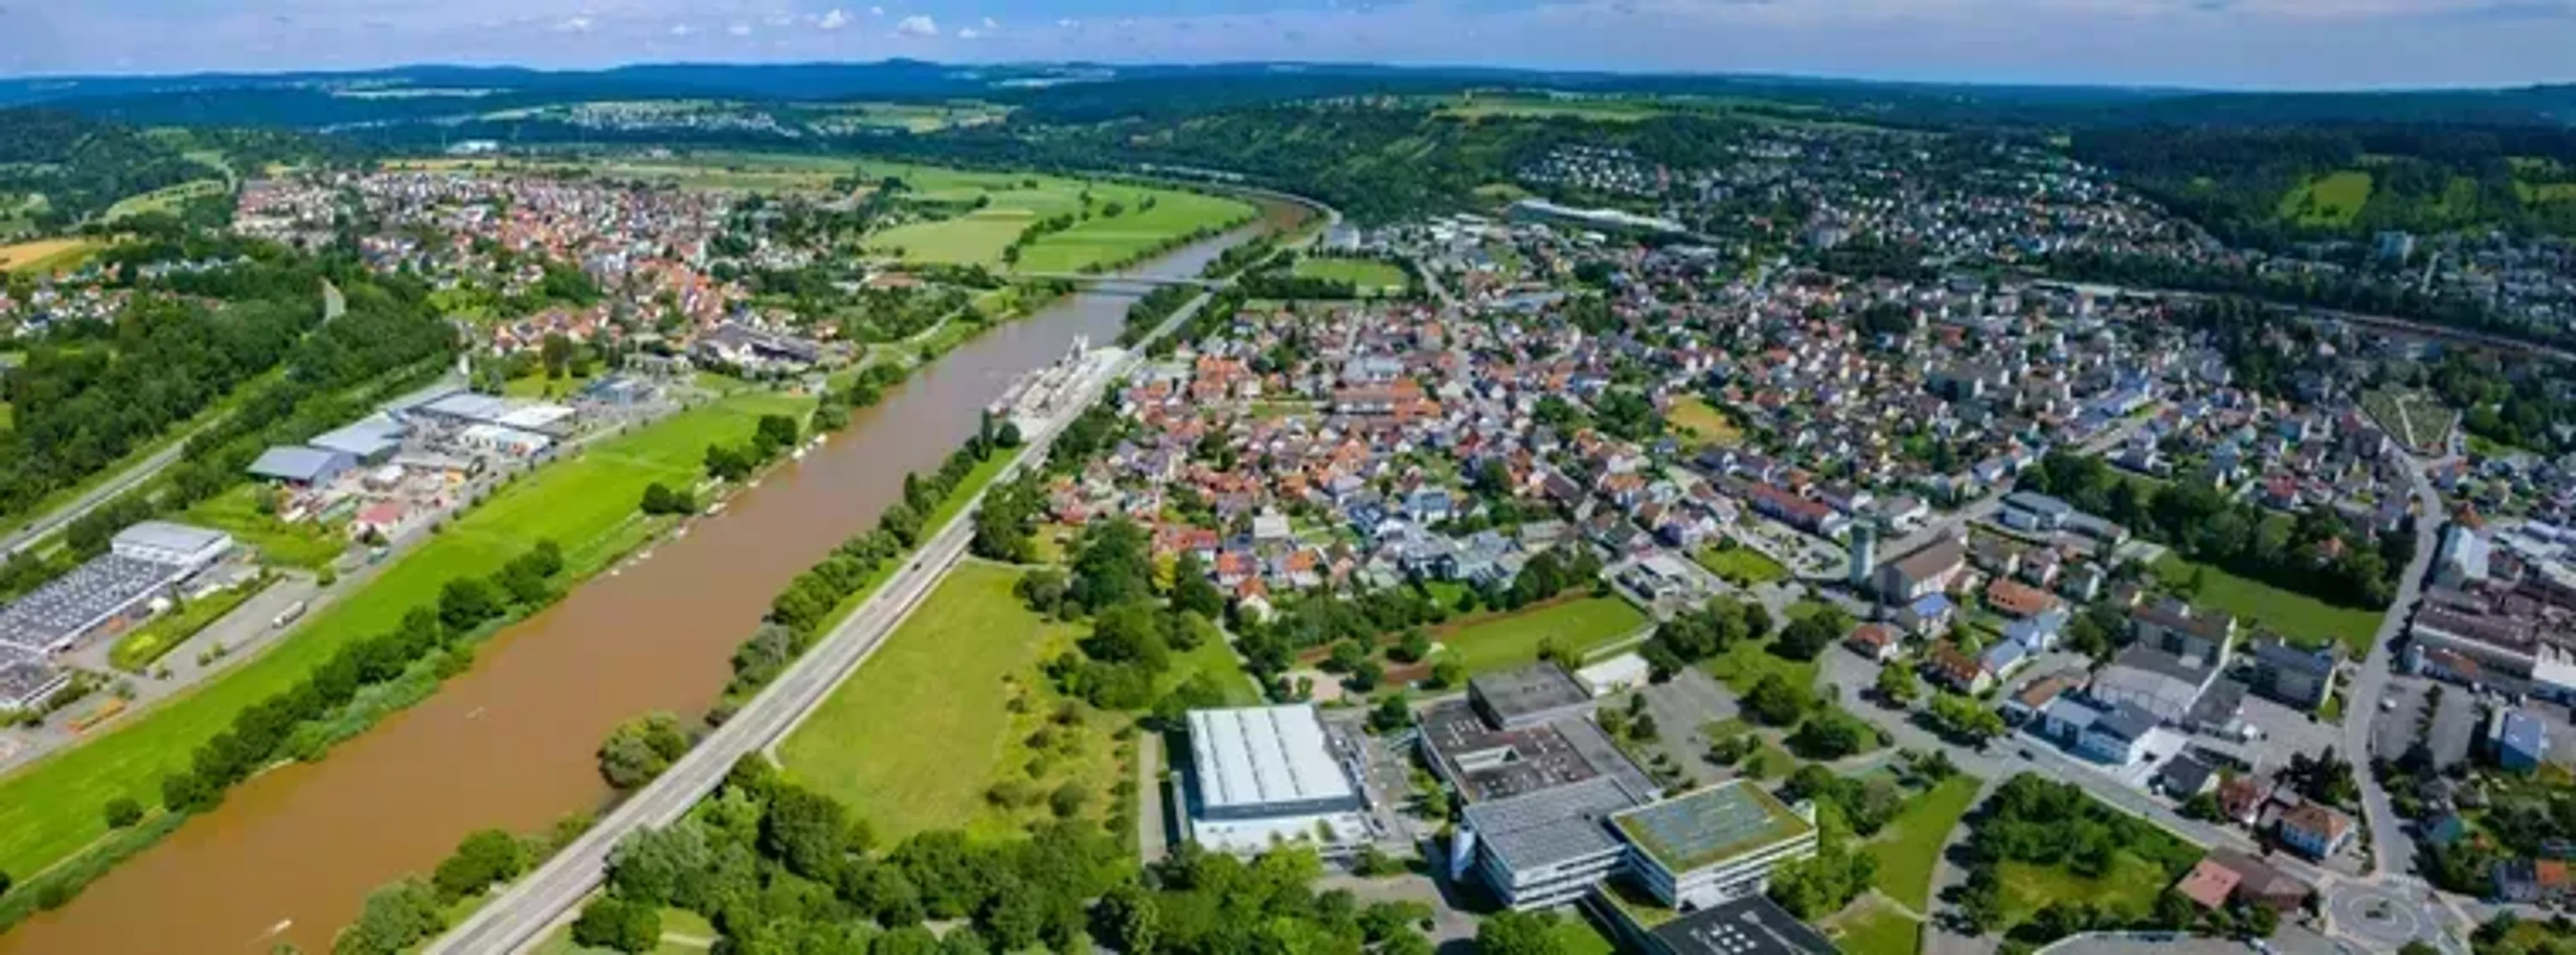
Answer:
[0,388,810,895]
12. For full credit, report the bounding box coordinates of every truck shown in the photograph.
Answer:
[272,601,309,630]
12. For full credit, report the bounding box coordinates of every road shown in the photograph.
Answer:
[425,286,1230,955]
[0,429,201,557]
[2342,453,2447,882]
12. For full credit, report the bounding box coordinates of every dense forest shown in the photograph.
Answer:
[0,110,232,229]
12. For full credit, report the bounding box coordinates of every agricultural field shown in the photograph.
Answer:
[2152,555,2383,659]
[806,100,1011,133]
[105,178,229,221]
[1436,93,1674,122]
[865,168,1254,274]
[774,562,1106,841]
[0,388,809,879]
[1291,256,1407,294]
[1665,395,1746,448]
[0,237,100,274]
[1432,595,1649,675]
[2276,170,2373,228]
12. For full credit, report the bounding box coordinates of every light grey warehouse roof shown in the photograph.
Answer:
[1462,775,1652,873]
[113,521,231,559]
[310,414,409,458]
[1187,705,1356,812]
[248,446,350,483]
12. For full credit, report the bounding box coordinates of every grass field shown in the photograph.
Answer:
[107,577,273,673]
[2277,170,2373,228]
[1546,913,1621,955]
[1173,636,1265,707]
[1291,256,1407,294]
[1704,718,1799,781]
[1438,93,1674,122]
[775,562,1078,840]
[0,389,810,880]
[1705,637,1819,699]
[1432,595,1648,675]
[105,179,227,221]
[2153,554,2382,659]
[1696,545,1789,586]
[1827,897,1923,955]
[865,166,1252,273]
[1998,852,2173,926]
[182,484,346,569]
[0,237,100,274]
[1666,396,1746,448]
[1864,775,1983,911]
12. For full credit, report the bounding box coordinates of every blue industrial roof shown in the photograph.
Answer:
[2498,710,2546,756]
[248,445,350,482]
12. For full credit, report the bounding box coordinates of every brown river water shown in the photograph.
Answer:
[0,212,1288,954]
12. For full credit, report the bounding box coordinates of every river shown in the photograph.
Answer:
[0,208,1293,954]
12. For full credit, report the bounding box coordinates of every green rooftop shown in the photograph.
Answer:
[1611,780,1813,873]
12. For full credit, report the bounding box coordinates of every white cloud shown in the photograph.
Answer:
[957,26,981,39]
[728,23,751,36]
[894,14,936,36]
[669,23,693,36]
[553,15,592,32]
[818,8,850,30]
[869,5,885,15]
[982,16,1000,29]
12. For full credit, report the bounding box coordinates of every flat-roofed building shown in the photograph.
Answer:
[1634,893,1840,955]
[0,646,69,712]
[1472,663,1597,730]
[1613,780,1820,909]
[248,445,356,487]
[1418,697,1656,803]
[1455,775,1654,909]
[1183,705,1372,856]
[309,414,409,463]
[110,521,235,571]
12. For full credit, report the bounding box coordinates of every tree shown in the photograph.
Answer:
[103,796,143,829]
[1369,694,1412,734]
[437,577,502,633]
[0,869,12,900]
[1776,606,1851,661]
[1170,553,1226,618]
[1788,710,1876,760]
[332,877,444,955]
[431,828,526,901]
[1475,909,1565,955]
[761,781,855,879]
[1745,673,1810,726]
[598,712,691,789]
[1875,663,1919,707]
[569,895,659,954]
[1430,659,1466,689]
[1927,691,2007,744]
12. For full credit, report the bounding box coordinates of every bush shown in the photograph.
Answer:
[570,895,659,954]
[102,797,143,830]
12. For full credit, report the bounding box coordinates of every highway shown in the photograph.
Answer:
[424,287,1225,955]
[0,427,201,557]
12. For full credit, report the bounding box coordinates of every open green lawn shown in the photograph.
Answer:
[2277,170,2373,227]
[1705,638,1820,699]
[182,483,345,569]
[1828,897,1923,955]
[1546,912,1621,955]
[2153,554,2383,659]
[107,576,273,673]
[1998,852,2172,927]
[1666,396,1746,448]
[1291,256,1406,294]
[0,389,809,880]
[1696,545,1789,586]
[1173,636,1265,707]
[1704,718,1799,781]
[1864,775,1983,911]
[1432,595,1648,675]
[775,562,1075,840]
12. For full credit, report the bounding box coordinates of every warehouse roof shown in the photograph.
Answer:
[1187,706,1356,813]
[309,414,409,459]
[113,521,230,561]
[1462,775,1652,874]
[248,445,350,483]
[1613,780,1813,873]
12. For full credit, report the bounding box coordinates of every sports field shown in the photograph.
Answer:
[1292,256,1406,294]
[0,389,809,879]
[1433,595,1648,675]
[774,563,1079,840]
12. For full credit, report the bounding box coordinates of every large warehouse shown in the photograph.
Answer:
[0,522,235,655]
[1183,704,1373,856]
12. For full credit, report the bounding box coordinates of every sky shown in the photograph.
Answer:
[2,0,2575,90]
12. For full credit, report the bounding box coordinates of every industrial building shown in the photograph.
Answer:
[1181,705,1373,856]
[1621,893,1841,955]
[0,523,234,658]
[1455,775,1655,909]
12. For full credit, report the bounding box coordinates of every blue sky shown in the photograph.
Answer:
[2,0,2573,89]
